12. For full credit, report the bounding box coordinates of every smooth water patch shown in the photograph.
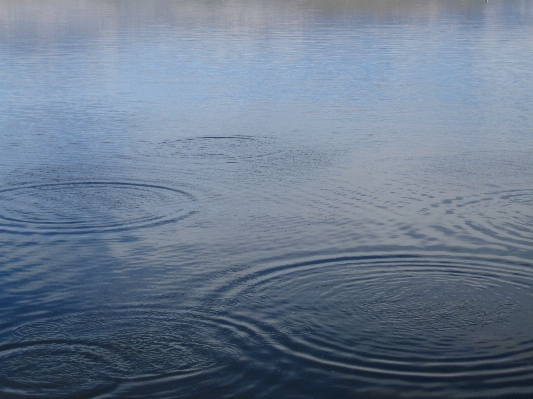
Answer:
[0,182,196,235]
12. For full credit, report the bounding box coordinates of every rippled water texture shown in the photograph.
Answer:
[1,1,533,398]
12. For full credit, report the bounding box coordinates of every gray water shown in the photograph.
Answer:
[1,1,533,398]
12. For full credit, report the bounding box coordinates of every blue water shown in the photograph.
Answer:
[1,1,533,398]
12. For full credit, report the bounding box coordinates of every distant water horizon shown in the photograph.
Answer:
[1,1,532,398]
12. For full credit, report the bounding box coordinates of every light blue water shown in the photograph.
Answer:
[1,1,533,398]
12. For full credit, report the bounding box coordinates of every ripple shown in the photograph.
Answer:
[0,182,197,235]
[433,190,533,248]
[142,136,282,164]
[5,307,241,397]
[0,340,122,397]
[137,135,338,183]
[208,254,533,394]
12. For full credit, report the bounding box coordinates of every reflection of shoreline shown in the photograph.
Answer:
[0,0,523,43]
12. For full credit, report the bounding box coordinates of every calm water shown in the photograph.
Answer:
[1,1,533,398]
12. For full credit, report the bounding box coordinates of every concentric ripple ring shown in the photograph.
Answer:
[0,340,123,397]
[0,182,197,235]
[208,254,533,393]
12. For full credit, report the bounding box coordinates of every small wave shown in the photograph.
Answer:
[0,181,197,235]
[432,190,533,248]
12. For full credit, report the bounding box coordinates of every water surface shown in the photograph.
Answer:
[1,1,533,398]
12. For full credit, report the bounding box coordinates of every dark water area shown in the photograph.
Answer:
[1,1,533,398]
